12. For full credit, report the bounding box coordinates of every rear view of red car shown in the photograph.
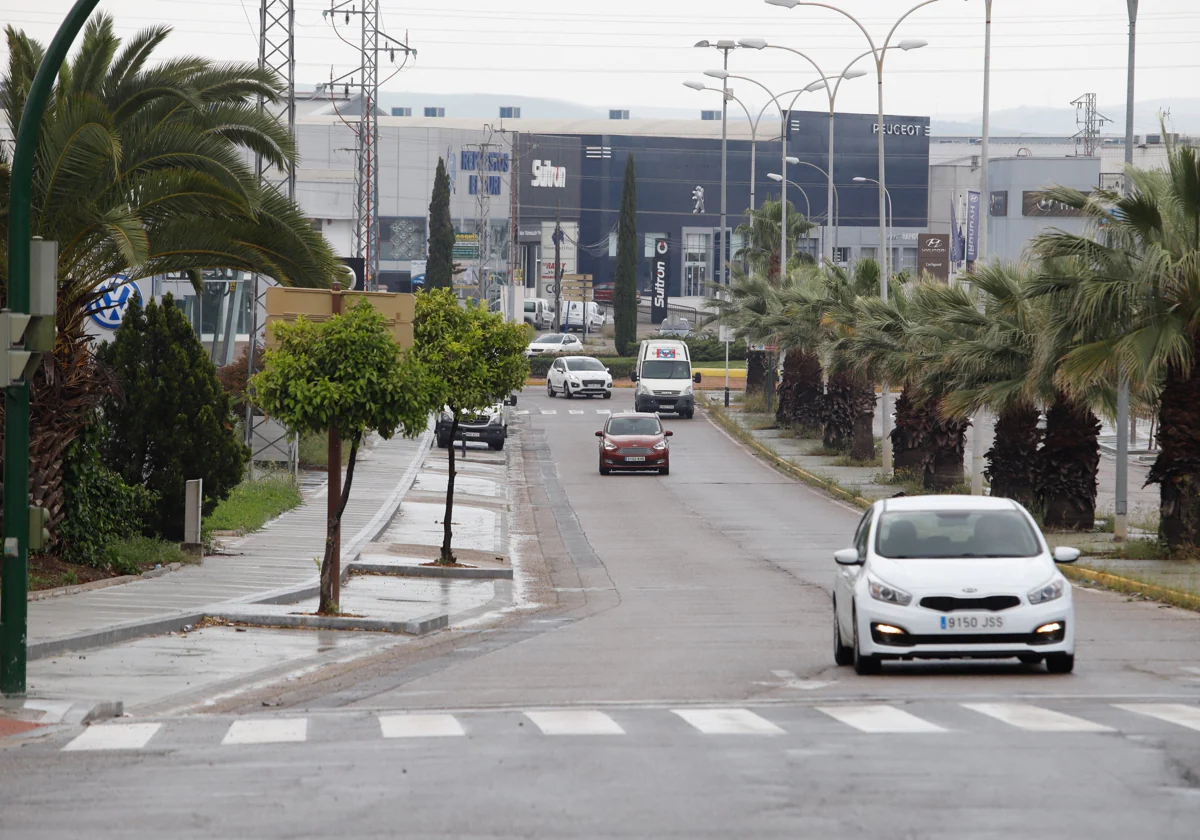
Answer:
[596,412,672,475]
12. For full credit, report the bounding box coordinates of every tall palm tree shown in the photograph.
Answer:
[0,15,339,544]
[1031,142,1198,545]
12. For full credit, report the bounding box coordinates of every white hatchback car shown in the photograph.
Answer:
[832,495,1080,675]
[547,356,613,399]
[525,333,584,357]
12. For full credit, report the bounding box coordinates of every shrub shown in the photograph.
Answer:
[96,294,249,541]
[57,423,158,568]
[205,471,303,534]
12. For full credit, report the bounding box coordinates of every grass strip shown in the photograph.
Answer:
[707,404,872,511]
[205,471,303,534]
[1061,564,1200,614]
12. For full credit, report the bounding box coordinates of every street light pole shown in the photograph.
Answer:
[695,41,742,290]
[1115,0,1138,542]
[853,177,892,274]
[765,0,944,474]
[971,0,994,497]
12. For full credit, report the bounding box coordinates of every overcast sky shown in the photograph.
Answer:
[3,0,1196,122]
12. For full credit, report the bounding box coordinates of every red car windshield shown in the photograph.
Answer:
[607,417,662,436]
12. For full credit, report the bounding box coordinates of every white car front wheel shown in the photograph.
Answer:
[852,606,882,676]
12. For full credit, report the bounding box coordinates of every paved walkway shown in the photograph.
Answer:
[28,431,431,656]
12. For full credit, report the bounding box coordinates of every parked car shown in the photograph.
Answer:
[435,403,508,451]
[832,495,1080,675]
[595,412,672,475]
[592,282,614,305]
[523,298,554,330]
[547,356,613,399]
[526,333,584,357]
[658,318,691,338]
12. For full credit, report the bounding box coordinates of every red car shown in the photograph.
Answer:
[595,412,673,475]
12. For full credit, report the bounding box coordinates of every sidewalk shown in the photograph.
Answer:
[28,430,432,659]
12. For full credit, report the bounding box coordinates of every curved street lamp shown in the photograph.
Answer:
[764,0,943,474]
[853,176,894,276]
[786,156,841,240]
[694,40,747,289]
[767,173,811,223]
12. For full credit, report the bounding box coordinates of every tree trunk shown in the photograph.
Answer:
[822,372,876,457]
[986,402,1042,508]
[1038,392,1100,530]
[1149,334,1200,549]
[889,388,968,490]
[775,348,824,432]
[440,415,459,564]
[890,388,926,479]
[746,350,768,396]
[319,434,360,614]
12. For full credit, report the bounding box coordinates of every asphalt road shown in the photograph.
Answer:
[4,387,1200,839]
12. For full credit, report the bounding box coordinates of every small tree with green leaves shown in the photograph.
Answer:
[413,289,529,564]
[613,153,639,356]
[97,294,248,541]
[426,157,456,290]
[252,301,435,613]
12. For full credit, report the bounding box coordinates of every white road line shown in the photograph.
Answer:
[817,705,947,734]
[1115,703,1200,732]
[516,410,530,416]
[597,409,611,414]
[771,670,796,679]
[222,718,308,745]
[568,410,585,415]
[672,708,784,735]
[540,410,557,415]
[525,710,624,735]
[63,723,161,752]
[379,714,465,738]
[961,703,1113,733]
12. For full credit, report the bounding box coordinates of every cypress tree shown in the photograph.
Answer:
[96,294,249,540]
[613,153,639,356]
[426,157,456,290]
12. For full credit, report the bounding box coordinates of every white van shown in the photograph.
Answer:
[562,300,605,333]
[523,298,554,330]
[632,339,700,418]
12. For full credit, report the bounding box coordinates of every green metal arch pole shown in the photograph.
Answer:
[2,0,101,697]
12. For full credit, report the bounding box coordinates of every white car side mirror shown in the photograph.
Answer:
[1052,546,1081,564]
[834,548,862,566]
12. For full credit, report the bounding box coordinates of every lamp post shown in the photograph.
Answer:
[1115,0,1138,542]
[971,0,994,497]
[853,176,893,275]
[683,81,772,211]
[786,156,842,257]
[768,173,813,257]
[694,40,744,289]
[764,0,942,473]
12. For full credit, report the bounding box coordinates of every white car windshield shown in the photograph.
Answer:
[607,417,662,436]
[875,510,1041,559]
[534,335,564,344]
[641,360,691,380]
[565,358,606,372]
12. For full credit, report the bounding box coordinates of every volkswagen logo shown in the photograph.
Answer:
[962,587,978,594]
[86,275,141,331]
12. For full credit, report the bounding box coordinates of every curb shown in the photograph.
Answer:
[27,430,436,661]
[706,405,873,512]
[205,610,449,637]
[1061,564,1200,614]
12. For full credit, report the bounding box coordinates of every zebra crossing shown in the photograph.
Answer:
[59,701,1200,751]
[514,408,613,416]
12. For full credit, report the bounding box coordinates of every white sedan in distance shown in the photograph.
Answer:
[525,333,584,357]
[832,495,1080,675]
[547,356,613,399]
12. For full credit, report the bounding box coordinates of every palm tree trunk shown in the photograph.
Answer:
[1038,392,1100,530]
[775,348,823,432]
[891,388,926,479]
[1149,337,1200,549]
[821,371,856,451]
[746,350,768,396]
[986,403,1042,508]
[890,388,968,490]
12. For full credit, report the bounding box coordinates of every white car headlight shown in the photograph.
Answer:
[570,378,581,386]
[682,383,693,395]
[1028,577,1065,605]
[868,576,912,606]
[603,440,618,451]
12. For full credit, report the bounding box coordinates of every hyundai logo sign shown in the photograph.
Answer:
[86,275,141,330]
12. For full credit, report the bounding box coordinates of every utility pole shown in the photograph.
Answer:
[553,211,563,332]
[971,0,992,497]
[1115,0,1138,542]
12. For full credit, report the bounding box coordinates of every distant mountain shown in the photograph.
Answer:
[934,98,1200,137]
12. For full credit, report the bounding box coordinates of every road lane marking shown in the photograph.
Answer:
[525,710,624,735]
[961,703,1113,732]
[569,410,585,415]
[222,718,308,745]
[817,705,946,734]
[597,409,611,414]
[516,410,530,416]
[771,670,796,679]
[540,410,557,415]
[672,708,784,735]
[1115,703,1200,732]
[63,723,161,751]
[379,714,465,738]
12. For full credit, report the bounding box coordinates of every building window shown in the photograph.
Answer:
[684,232,711,297]
[900,247,918,273]
[834,246,852,264]
[700,110,722,121]
[380,217,426,261]
[424,107,445,118]
[309,218,323,232]
[644,233,666,258]
[499,106,521,119]
[609,109,630,120]
[608,230,618,258]
[391,107,412,117]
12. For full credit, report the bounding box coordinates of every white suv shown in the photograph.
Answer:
[547,356,613,399]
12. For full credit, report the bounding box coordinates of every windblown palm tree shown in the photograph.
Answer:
[1030,142,1197,545]
[0,15,339,544]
